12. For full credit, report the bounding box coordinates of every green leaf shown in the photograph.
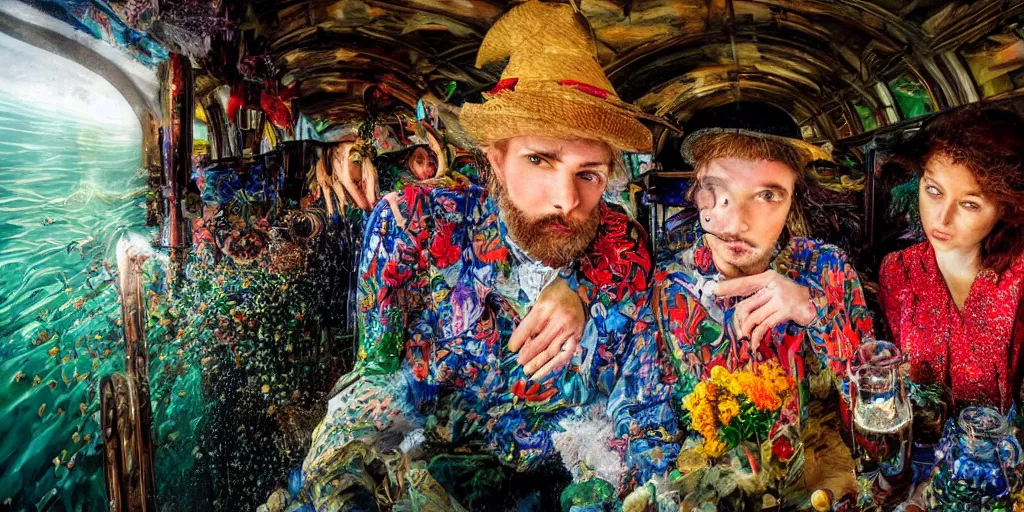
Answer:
[696,320,721,347]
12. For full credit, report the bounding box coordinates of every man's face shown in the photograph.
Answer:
[695,157,797,278]
[487,136,611,267]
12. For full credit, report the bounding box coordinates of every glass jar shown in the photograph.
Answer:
[927,406,1023,511]
[847,340,913,504]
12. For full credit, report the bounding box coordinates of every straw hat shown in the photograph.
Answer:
[459,1,652,153]
[681,127,833,167]
[679,103,833,167]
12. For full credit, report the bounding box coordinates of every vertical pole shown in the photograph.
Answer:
[101,242,158,512]
[863,140,878,254]
[119,244,158,512]
[163,53,194,261]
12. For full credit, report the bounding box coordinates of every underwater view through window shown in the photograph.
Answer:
[0,32,148,510]
[0,27,353,511]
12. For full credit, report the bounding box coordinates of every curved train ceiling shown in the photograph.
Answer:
[9,0,1024,156]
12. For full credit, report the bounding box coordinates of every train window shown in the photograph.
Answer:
[193,104,210,158]
[855,104,880,131]
[961,31,1024,99]
[0,30,145,512]
[889,74,937,119]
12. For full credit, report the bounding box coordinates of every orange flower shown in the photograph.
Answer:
[745,379,782,411]
[757,362,794,394]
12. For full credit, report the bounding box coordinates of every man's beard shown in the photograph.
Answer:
[493,182,600,268]
[704,232,774,276]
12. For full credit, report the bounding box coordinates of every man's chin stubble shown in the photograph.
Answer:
[707,240,771,277]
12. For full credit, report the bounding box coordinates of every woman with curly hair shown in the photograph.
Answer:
[879,105,1024,412]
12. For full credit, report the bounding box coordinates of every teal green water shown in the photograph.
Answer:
[0,90,149,510]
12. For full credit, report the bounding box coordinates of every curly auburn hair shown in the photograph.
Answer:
[898,104,1024,274]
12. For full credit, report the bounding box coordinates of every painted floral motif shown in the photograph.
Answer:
[295,171,679,510]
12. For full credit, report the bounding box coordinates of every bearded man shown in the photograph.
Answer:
[271,3,678,511]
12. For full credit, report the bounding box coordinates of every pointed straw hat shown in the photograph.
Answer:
[459,1,652,153]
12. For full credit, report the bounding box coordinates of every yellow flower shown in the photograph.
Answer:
[682,381,715,413]
[684,385,720,440]
[718,398,740,425]
[702,437,727,458]
[710,365,743,396]
[710,365,728,384]
[692,401,721,443]
[682,393,695,411]
[692,411,716,437]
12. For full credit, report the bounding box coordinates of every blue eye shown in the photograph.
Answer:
[528,155,542,165]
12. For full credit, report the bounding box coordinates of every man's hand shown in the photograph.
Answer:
[507,278,586,380]
[715,270,817,351]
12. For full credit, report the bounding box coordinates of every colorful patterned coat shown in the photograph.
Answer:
[647,235,872,490]
[300,173,678,509]
[653,236,873,397]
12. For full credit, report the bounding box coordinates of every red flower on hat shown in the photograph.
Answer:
[489,78,519,95]
[559,80,610,99]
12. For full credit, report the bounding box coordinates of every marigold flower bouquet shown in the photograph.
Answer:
[629,362,824,511]
[628,361,803,510]
[682,361,796,462]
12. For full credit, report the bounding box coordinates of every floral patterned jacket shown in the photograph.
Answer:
[648,235,873,470]
[349,172,679,488]
[652,236,873,394]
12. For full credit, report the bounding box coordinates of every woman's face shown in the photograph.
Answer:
[408,146,438,180]
[919,153,1002,253]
